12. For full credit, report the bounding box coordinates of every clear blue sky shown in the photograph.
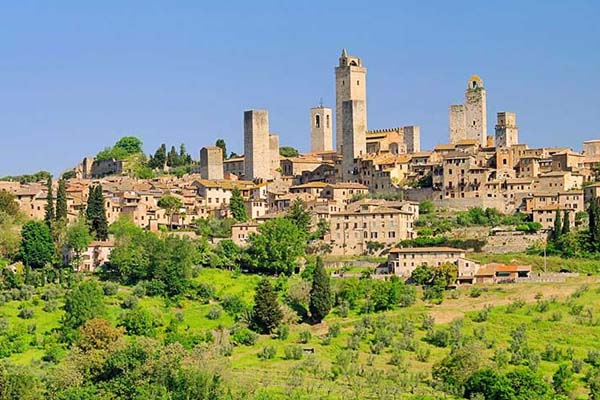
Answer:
[1,0,599,176]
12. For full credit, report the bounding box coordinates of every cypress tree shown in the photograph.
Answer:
[167,145,179,167]
[85,185,97,228]
[230,187,248,222]
[553,209,562,241]
[251,278,283,334]
[44,176,54,229]
[55,179,68,222]
[562,210,570,236]
[589,199,600,251]
[94,185,109,240]
[309,256,332,323]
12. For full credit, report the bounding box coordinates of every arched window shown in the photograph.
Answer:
[326,115,330,128]
[472,81,478,88]
[315,115,320,128]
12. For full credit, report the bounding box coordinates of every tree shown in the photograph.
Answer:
[167,145,179,167]
[309,257,332,323]
[62,280,105,334]
[0,190,19,216]
[158,195,183,230]
[229,187,248,222]
[464,368,514,400]
[286,198,311,236]
[433,262,458,287]
[86,185,109,240]
[44,176,54,229]
[246,218,306,275]
[411,264,435,285]
[562,210,570,236]
[0,212,21,260]
[251,278,283,334]
[553,209,562,241]
[114,136,143,155]
[148,144,167,169]
[279,146,299,158]
[66,218,93,267]
[419,200,435,215]
[179,143,192,165]
[552,363,574,396]
[589,199,600,252]
[55,179,68,223]
[215,139,227,160]
[18,221,54,268]
[432,341,486,396]
[118,306,158,337]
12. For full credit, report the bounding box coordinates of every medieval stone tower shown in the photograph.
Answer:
[310,105,333,153]
[449,75,487,146]
[495,112,518,147]
[341,100,367,181]
[244,109,271,181]
[335,49,367,154]
[465,75,487,146]
[199,146,224,180]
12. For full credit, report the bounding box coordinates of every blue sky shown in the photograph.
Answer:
[1,0,599,176]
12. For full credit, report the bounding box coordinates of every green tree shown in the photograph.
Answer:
[148,143,167,169]
[246,218,306,275]
[589,199,600,251]
[553,209,562,241]
[0,212,21,260]
[279,146,299,158]
[18,221,54,268]
[251,278,283,334]
[419,200,435,215]
[215,139,227,160]
[62,280,105,333]
[44,176,54,229]
[0,190,19,216]
[118,306,158,337]
[86,185,109,240]
[309,257,332,323]
[562,210,570,236]
[432,342,486,396]
[229,187,248,222]
[464,368,515,400]
[286,198,311,236]
[114,136,143,155]
[157,194,183,230]
[552,363,574,396]
[411,264,435,285]
[587,368,600,400]
[66,218,93,267]
[167,145,179,167]
[433,262,458,287]
[55,179,68,223]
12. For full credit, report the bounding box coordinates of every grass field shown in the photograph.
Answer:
[1,268,599,398]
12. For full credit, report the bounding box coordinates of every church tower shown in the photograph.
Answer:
[495,112,518,147]
[310,105,333,153]
[335,49,367,154]
[465,75,487,146]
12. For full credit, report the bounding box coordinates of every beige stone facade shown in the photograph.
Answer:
[199,146,224,180]
[387,247,480,282]
[310,106,333,152]
[244,109,271,181]
[495,112,518,147]
[449,75,487,146]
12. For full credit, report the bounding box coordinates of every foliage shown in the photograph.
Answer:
[0,170,51,184]
[432,341,486,396]
[279,146,299,158]
[157,194,183,229]
[118,306,159,337]
[195,217,235,240]
[66,217,93,266]
[86,185,109,240]
[44,176,54,229]
[62,280,106,335]
[215,139,227,160]
[398,235,487,252]
[0,190,19,216]
[18,220,54,268]
[55,179,68,223]
[251,278,283,334]
[309,257,332,323]
[96,136,143,161]
[286,198,311,235]
[419,200,434,215]
[229,188,248,222]
[245,218,306,275]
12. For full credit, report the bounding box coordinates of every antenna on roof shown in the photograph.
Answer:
[319,97,323,108]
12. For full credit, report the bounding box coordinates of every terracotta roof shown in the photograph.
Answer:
[389,247,465,253]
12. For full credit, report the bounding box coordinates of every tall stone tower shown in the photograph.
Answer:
[495,112,518,147]
[341,100,367,181]
[199,146,224,180]
[335,49,367,154]
[310,106,333,153]
[244,109,271,181]
[465,75,487,146]
[449,104,466,143]
[269,134,280,178]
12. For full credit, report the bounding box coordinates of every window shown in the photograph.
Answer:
[356,80,360,86]
[326,115,330,128]
[315,115,320,128]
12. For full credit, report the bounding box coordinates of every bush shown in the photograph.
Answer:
[206,306,222,320]
[276,324,289,340]
[42,287,61,301]
[221,294,247,316]
[18,307,34,319]
[298,330,312,344]
[102,282,119,296]
[132,283,146,298]
[284,345,303,360]
[469,287,483,298]
[425,328,450,348]
[231,327,258,346]
[197,282,216,302]
[118,306,158,337]
[120,295,139,309]
[327,323,341,338]
[258,345,277,360]
[472,305,492,323]
[43,300,59,313]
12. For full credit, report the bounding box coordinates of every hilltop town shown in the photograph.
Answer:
[2,49,600,399]
[3,49,599,278]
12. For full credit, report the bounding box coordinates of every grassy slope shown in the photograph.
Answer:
[2,269,599,399]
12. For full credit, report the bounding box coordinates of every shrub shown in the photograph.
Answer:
[425,328,450,348]
[42,287,61,301]
[120,295,139,309]
[336,300,349,318]
[258,345,276,360]
[18,307,34,319]
[416,346,431,362]
[118,306,158,337]
[469,287,483,298]
[221,294,247,316]
[43,300,59,313]
[284,345,303,360]
[102,282,119,296]
[231,327,258,346]
[206,306,222,320]
[197,282,216,302]
[132,283,146,298]
[327,323,341,338]
[276,324,289,340]
[472,305,492,323]
[586,350,600,367]
[550,311,563,322]
[298,330,312,344]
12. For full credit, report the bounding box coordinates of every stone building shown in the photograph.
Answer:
[583,139,600,156]
[366,126,421,154]
[387,247,480,281]
[244,109,271,181]
[341,99,367,181]
[495,112,518,147]
[199,146,224,180]
[269,134,280,179]
[310,106,333,153]
[335,49,367,155]
[449,75,487,146]
[223,156,245,178]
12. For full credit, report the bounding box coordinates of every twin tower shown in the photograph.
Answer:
[310,49,368,179]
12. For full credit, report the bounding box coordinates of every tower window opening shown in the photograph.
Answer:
[326,115,330,128]
[315,115,320,128]
[357,80,360,86]
[472,81,477,88]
